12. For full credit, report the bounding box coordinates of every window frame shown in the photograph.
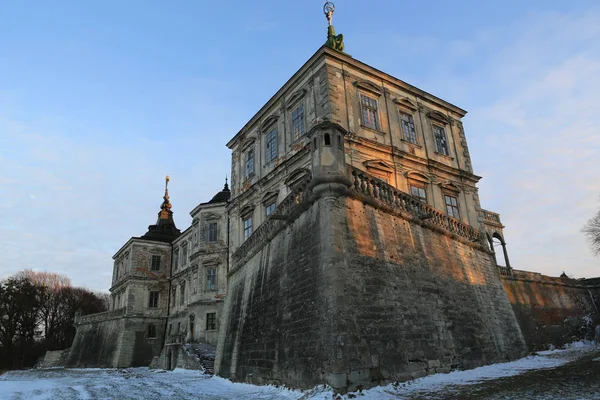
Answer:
[243,215,253,241]
[444,193,461,219]
[433,125,450,156]
[148,291,159,308]
[265,128,278,163]
[207,268,217,291]
[265,201,276,217]
[148,324,157,339]
[291,103,306,141]
[400,112,418,144]
[150,255,161,271]
[206,312,216,331]
[360,93,381,131]
[179,281,186,306]
[208,222,218,243]
[244,148,254,179]
[409,184,427,203]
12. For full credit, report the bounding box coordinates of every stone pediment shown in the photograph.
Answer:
[261,191,278,203]
[286,89,307,109]
[393,97,418,112]
[260,115,279,132]
[353,80,382,96]
[203,212,220,221]
[427,110,449,125]
[285,168,310,188]
[241,136,256,151]
[363,159,394,173]
[405,170,431,183]
[439,181,461,193]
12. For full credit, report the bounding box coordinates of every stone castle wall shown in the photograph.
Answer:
[66,309,165,368]
[215,185,528,392]
[501,271,600,351]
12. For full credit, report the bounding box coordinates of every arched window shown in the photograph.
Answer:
[324,133,331,146]
[492,233,510,267]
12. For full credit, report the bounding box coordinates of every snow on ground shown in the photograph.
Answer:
[0,341,597,400]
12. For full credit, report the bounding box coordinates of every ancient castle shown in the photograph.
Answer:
[64,4,600,393]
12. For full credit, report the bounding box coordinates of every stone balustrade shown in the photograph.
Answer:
[77,308,125,324]
[349,166,483,244]
[231,177,311,265]
[496,265,513,277]
[482,209,502,225]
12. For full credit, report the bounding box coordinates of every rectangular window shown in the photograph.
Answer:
[173,249,179,271]
[148,324,157,338]
[265,202,276,217]
[360,94,380,130]
[168,323,172,336]
[206,313,216,330]
[245,149,254,178]
[207,268,216,291]
[266,128,278,163]
[182,244,188,267]
[208,222,218,242]
[243,216,253,241]
[192,270,198,294]
[148,291,159,308]
[151,255,161,271]
[410,185,427,203]
[180,282,186,305]
[171,286,176,307]
[433,125,449,156]
[291,104,305,141]
[400,113,417,144]
[444,194,460,219]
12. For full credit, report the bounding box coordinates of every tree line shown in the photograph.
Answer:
[0,270,108,370]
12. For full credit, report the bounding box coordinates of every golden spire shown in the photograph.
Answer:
[160,175,172,219]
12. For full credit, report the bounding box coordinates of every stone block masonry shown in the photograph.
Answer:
[216,184,529,392]
[501,271,600,351]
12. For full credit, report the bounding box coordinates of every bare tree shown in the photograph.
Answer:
[583,210,600,256]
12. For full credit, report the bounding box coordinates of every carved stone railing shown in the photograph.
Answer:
[482,209,502,226]
[349,166,484,244]
[496,265,513,277]
[231,176,311,265]
[77,307,125,324]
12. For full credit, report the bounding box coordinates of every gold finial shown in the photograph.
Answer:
[324,1,335,26]
[160,175,172,219]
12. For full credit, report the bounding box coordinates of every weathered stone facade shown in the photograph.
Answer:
[68,182,230,369]
[66,43,599,394]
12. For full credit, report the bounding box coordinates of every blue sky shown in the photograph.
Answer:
[1,1,599,291]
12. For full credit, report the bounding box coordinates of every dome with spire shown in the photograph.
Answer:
[141,176,182,243]
[205,177,231,205]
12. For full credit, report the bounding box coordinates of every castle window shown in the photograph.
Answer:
[291,103,305,141]
[313,137,317,151]
[433,125,449,156]
[148,324,157,339]
[324,133,331,146]
[208,222,218,243]
[181,243,188,267]
[410,185,427,203]
[444,194,460,219]
[148,291,159,308]
[151,255,161,271]
[173,248,179,271]
[206,312,216,330]
[265,128,278,163]
[360,94,380,130]
[243,216,253,241]
[192,268,198,294]
[400,112,417,144]
[180,281,186,306]
[245,149,254,178]
[265,201,276,217]
[338,135,343,149]
[207,268,216,291]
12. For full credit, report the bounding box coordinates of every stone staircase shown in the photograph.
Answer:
[182,343,216,375]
